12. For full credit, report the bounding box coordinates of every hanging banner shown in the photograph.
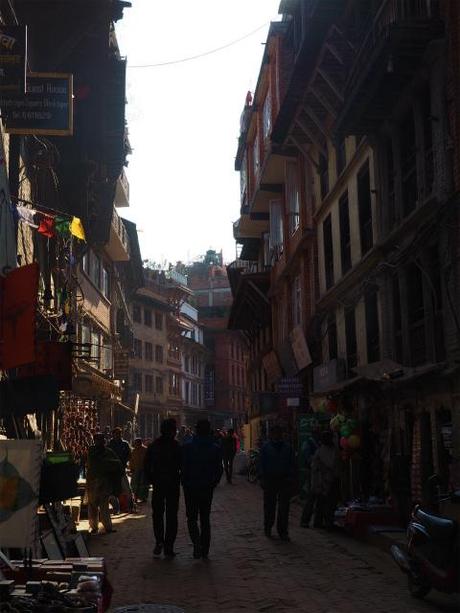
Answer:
[4,72,73,136]
[0,262,39,368]
[0,128,17,276]
[0,25,27,95]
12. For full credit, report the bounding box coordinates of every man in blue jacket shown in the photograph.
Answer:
[260,425,296,541]
[182,419,223,559]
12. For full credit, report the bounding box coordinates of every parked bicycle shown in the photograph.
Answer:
[247,448,260,483]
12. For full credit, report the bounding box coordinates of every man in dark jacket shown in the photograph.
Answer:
[260,425,296,541]
[182,419,223,559]
[144,418,181,557]
[221,429,237,484]
[108,427,132,513]
[86,433,123,534]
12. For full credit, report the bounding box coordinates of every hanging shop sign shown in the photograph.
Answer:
[276,376,304,396]
[0,25,27,95]
[4,72,73,136]
[290,325,312,371]
[113,349,130,379]
[262,350,282,383]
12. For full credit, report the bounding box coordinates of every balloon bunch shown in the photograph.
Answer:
[330,414,361,459]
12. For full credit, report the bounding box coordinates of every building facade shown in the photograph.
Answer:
[188,251,248,431]
[230,0,460,506]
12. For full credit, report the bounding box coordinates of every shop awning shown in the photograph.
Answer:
[310,376,364,397]
[352,360,445,385]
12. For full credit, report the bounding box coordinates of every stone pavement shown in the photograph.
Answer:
[86,479,460,613]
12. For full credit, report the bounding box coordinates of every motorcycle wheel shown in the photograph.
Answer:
[408,576,431,599]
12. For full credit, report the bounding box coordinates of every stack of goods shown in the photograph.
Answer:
[2,558,111,612]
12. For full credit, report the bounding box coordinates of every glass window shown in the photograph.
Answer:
[82,250,90,275]
[90,253,101,288]
[240,153,247,201]
[269,199,284,260]
[339,191,352,275]
[336,140,346,177]
[101,266,110,299]
[253,134,260,178]
[134,338,142,359]
[358,160,373,255]
[133,371,142,391]
[144,309,152,327]
[155,312,163,330]
[345,307,357,371]
[262,92,272,141]
[133,304,141,323]
[156,376,164,394]
[323,214,334,290]
[286,161,300,235]
[145,374,153,393]
[145,342,153,362]
[101,338,112,372]
[365,290,380,364]
[90,330,101,367]
[328,312,337,360]
[319,152,329,200]
[185,355,190,372]
[155,345,164,363]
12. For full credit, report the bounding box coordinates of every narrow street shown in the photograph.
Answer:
[87,479,460,613]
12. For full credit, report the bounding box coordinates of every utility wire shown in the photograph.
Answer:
[128,22,269,69]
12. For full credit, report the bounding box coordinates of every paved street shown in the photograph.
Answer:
[87,479,460,613]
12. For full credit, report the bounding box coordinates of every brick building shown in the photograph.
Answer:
[230,0,460,503]
[187,251,248,431]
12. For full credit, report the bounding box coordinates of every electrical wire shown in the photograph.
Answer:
[128,22,269,69]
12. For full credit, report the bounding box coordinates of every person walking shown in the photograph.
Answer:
[86,433,123,534]
[260,425,296,541]
[222,429,237,484]
[310,430,341,530]
[108,427,132,513]
[182,419,223,559]
[129,438,148,503]
[144,418,181,558]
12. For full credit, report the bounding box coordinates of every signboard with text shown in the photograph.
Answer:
[0,25,26,95]
[4,72,73,136]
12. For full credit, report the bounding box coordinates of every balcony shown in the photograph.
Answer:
[114,169,130,207]
[105,208,130,262]
[336,0,444,136]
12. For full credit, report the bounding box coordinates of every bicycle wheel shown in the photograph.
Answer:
[247,464,258,483]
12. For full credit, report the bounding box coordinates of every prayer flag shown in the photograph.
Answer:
[37,213,55,238]
[70,216,86,241]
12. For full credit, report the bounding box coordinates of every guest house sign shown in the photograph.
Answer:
[4,72,73,136]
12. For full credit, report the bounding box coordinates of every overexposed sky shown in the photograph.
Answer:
[116,0,281,265]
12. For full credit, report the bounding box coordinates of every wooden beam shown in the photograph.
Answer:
[294,117,327,156]
[325,42,344,65]
[309,86,338,118]
[317,68,344,102]
[303,105,330,137]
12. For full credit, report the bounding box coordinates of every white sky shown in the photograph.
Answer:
[116,0,281,266]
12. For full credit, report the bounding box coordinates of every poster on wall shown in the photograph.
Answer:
[0,439,42,549]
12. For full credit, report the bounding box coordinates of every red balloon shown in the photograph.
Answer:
[340,436,349,449]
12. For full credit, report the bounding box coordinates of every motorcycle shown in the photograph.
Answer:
[391,488,460,598]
